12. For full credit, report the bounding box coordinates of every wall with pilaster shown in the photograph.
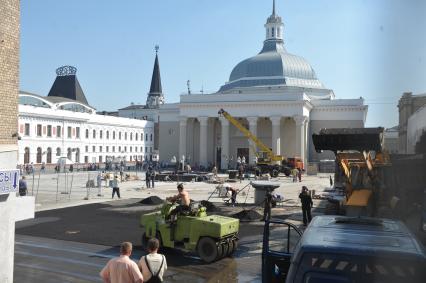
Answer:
[158,121,179,163]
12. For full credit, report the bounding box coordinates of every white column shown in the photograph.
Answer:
[179,117,187,164]
[220,117,229,170]
[270,116,281,156]
[247,116,258,165]
[294,115,308,164]
[198,117,208,167]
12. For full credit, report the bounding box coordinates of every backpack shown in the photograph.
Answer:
[144,255,164,283]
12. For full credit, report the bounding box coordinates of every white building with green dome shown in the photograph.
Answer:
[120,1,368,170]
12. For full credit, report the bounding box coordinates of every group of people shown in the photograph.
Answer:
[100,238,167,283]
[145,167,156,188]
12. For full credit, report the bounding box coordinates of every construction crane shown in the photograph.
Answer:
[218,109,303,176]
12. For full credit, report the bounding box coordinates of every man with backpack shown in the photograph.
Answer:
[139,238,167,283]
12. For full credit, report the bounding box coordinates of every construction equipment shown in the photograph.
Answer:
[312,128,393,216]
[218,109,303,176]
[140,201,239,263]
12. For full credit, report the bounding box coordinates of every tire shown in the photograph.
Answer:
[222,242,229,258]
[197,237,219,263]
[141,232,148,249]
[272,169,279,178]
[231,239,238,254]
[283,167,291,177]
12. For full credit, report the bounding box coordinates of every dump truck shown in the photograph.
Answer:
[140,201,239,263]
[218,108,303,177]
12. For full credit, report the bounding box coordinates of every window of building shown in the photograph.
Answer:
[56,147,61,156]
[67,126,72,138]
[145,133,148,141]
[140,146,143,152]
[130,147,132,152]
[135,147,138,152]
[37,147,42,163]
[99,146,102,152]
[76,127,80,138]
[130,133,133,141]
[150,147,152,153]
[113,131,116,139]
[106,146,109,152]
[100,130,103,139]
[145,146,148,153]
[106,131,109,139]
[92,146,95,152]
[112,146,115,152]
[37,124,42,137]
[85,129,89,138]
[271,27,275,37]
[93,130,96,139]
[118,146,121,152]
[99,156,102,163]
[150,134,153,141]
[125,132,127,140]
[25,123,30,136]
[85,146,88,152]
[119,132,121,140]
[84,156,88,163]
[57,126,61,137]
[135,133,138,141]
[124,146,127,152]
[47,125,52,137]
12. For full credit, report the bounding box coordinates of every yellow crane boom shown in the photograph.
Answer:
[218,109,283,163]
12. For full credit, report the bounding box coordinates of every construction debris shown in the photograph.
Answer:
[139,196,164,205]
[200,200,216,212]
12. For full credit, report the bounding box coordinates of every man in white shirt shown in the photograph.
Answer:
[139,238,167,282]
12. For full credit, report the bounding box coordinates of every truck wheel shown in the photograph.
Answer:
[231,239,238,254]
[222,242,229,257]
[141,233,148,249]
[272,169,279,177]
[197,237,219,263]
[283,167,290,177]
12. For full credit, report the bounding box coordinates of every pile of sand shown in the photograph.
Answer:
[232,209,262,221]
[139,196,164,205]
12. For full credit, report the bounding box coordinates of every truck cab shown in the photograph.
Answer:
[262,216,426,283]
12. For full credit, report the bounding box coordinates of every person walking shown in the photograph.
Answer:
[97,172,103,197]
[139,238,167,283]
[329,175,333,187]
[212,165,218,178]
[19,176,28,196]
[297,168,302,182]
[100,242,143,283]
[145,170,151,188]
[150,169,156,188]
[111,175,121,199]
[299,186,313,226]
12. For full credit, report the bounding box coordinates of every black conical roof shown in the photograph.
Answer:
[48,66,89,105]
[148,54,163,97]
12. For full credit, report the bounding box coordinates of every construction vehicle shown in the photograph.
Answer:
[312,128,393,216]
[218,109,303,177]
[140,201,239,263]
[262,216,426,283]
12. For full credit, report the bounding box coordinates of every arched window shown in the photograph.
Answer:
[135,133,138,141]
[37,147,42,163]
[271,27,275,37]
[125,132,127,140]
[67,148,72,159]
[47,147,52,163]
[24,147,30,164]
[93,130,96,139]
[56,147,61,156]
[107,131,109,139]
[86,129,89,138]
[113,131,116,139]
[130,133,133,141]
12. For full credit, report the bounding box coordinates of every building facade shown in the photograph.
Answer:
[120,1,367,170]
[0,1,35,282]
[383,126,399,154]
[18,67,155,166]
[398,92,426,153]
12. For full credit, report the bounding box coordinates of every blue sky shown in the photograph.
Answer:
[20,0,426,127]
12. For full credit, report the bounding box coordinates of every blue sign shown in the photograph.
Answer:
[0,169,20,195]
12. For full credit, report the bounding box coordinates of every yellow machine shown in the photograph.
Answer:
[313,128,392,216]
[218,109,303,176]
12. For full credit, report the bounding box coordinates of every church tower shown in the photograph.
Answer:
[146,45,165,109]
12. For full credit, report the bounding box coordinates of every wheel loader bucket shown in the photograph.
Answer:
[312,127,384,153]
